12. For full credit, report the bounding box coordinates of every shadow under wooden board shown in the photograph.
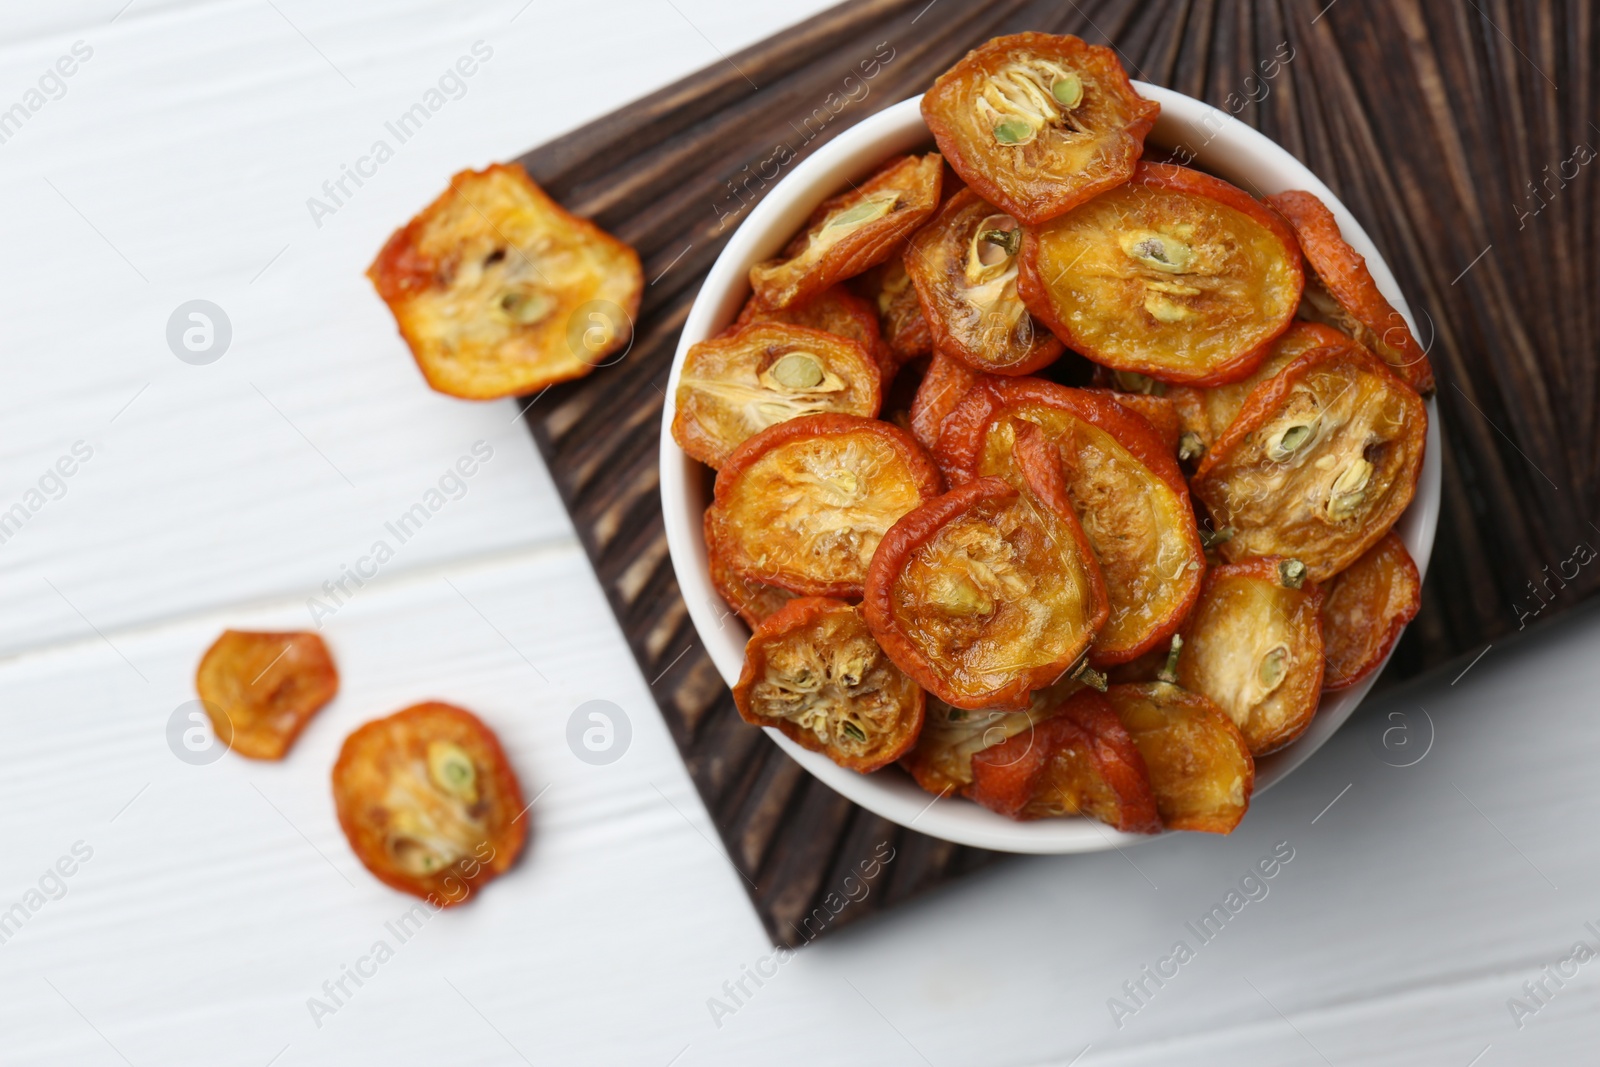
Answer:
[515,0,1598,945]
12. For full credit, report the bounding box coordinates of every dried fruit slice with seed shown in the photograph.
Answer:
[732,597,924,772]
[195,630,339,760]
[1176,559,1325,755]
[922,32,1158,225]
[672,322,882,468]
[333,702,527,905]
[707,510,798,628]
[1105,678,1254,833]
[1320,531,1421,690]
[736,284,895,382]
[864,422,1108,710]
[749,153,943,310]
[854,255,934,364]
[367,163,642,399]
[707,414,942,599]
[935,378,1205,665]
[1018,162,1304,385]
[900,678,1080,797]
[1192,343,1426,583]
[1267,190,1435,395]
[968,689,1160,831]
[904,188,1064,375]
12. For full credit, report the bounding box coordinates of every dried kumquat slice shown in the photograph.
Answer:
[672,322,882,469]
[1177,559,1325,755]
[922,32,1159,225]
[1018,162,1304,385]
[333,702,527,905]
[749,153,942,310]
[706,510,797,628]
[736,284,895,383]
[855,255,934,364]
[367,163,642,399]
[909,350,987,452]
[1320,531,1420,690]
[195,630,338,760]
[864,421,1108,710]
[1192,343,1426,583]
[900,675,1082,797]
[732,598,924,772]
[706,414,942,599]
[935,378,1205,665]
[1267,190,1435,395]
[904,188,1063,375]
[969,688,1160,831]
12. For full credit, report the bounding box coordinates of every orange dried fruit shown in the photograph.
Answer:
[1192,343,1427,583]
[904,188,1064,375]
[1085,388,1185,455]
[706,511,797,628]
[922,32,1159,225]
[900,680,1078,798]
[1267,190,1435,394]
[910,350,987,452]
[732,597,924,772]
[1019,162,1304,385]
[706,413,942,599]
[1177,559,1325,755]
[195,630,338,760]
[749,153,943,310]
[736,284,895,383]
[333,702,527,905]
[855,255,933,364]
[968,688,1160,831]
[367,163,642,400]
[864,421,1108,710]
[935,379,1206,665]
[671,322,882,469]
[1320,531,1421,690]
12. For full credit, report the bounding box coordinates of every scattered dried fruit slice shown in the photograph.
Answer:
[969,688,1160,831]
[333,702,527,905]
[922,32,1159,225]
[901,679,1078,797]
[1267,190,1435,394]
[1193,343,1427,583]
[707,414,942,598]
[707,511,797,628]
[1019,162,1304,385]
[904,188,1064,375]
[1320,531,1421,690]
[1177,559,1325,755]
[749,153,943,310]
[194,630,339,760]
[732,597,924,772]
[736,284,895,382]
[864,422,1108,710]
[854,255,934,364]
[935,379,1205,665]
[672,322,882,468]
[1105,676,1254,833]
[367,163,642,399]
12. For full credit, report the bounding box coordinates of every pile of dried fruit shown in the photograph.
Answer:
[673,32,1429,836]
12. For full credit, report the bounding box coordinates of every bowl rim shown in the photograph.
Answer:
[658,85,1442,854]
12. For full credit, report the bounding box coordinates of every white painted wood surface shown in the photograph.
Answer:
[0,3,1590,1064]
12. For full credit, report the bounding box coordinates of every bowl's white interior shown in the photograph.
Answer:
[659,86,1442,854]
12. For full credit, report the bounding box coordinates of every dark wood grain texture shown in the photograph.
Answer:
[516,0,1597,945]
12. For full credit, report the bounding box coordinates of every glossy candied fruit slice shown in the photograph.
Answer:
[1192,343,1427,583]
[749,153,943,310]
[910,350,987,451]
[672,322,881,469]
[1018,162,1304,385]
[1267,190,1435,395]
[195,630,339,760]
[904,188,1064,375]
[736,283,895,382]
[935,379,1205,665]
[922,32,1159,225]
[864,422,1108,710]
[1177,558,1325,755]
[706,414,942,598]
[1105,677,1254,833]
[855,254,934,364]
[732,597,924,772]
[969,689,1160,831]
[1320,531,1421,690]
[332,702,527,905]
[367,163,642,400]
[706,511,797,628]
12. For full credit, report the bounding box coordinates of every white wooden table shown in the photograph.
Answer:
[2,3,1594,1063]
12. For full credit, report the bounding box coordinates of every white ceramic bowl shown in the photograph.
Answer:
[660,86,1441,854]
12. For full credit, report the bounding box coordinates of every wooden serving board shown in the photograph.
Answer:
[517,0,1598,945]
